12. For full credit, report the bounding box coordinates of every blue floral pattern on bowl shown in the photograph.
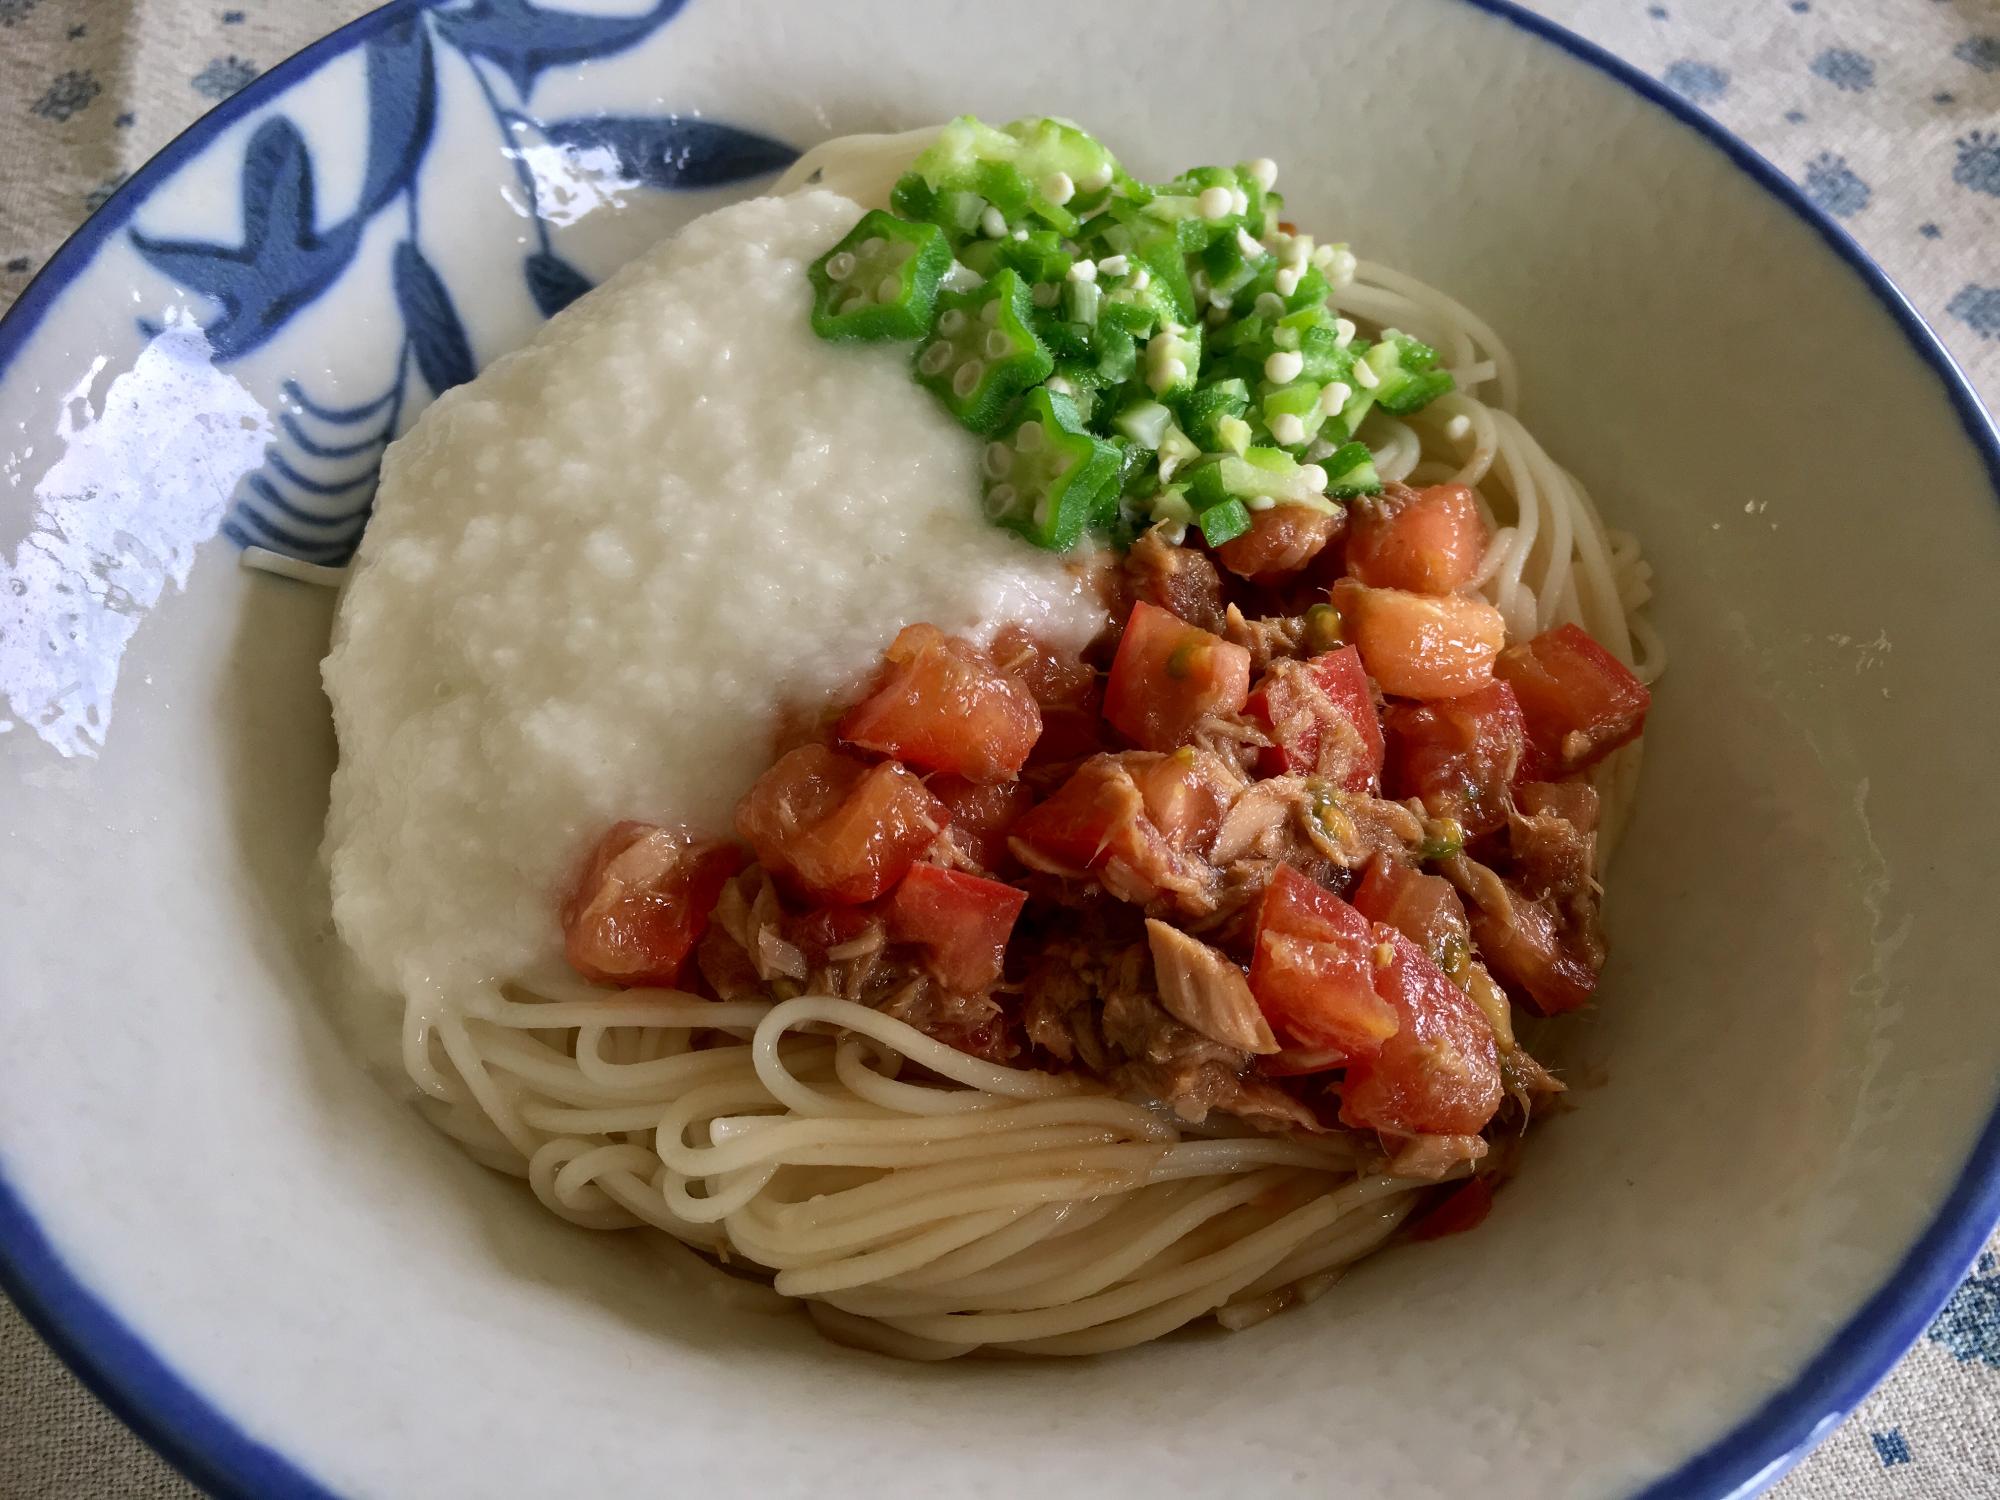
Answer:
[129,0,793,565]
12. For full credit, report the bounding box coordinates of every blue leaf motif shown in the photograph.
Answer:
[129,116,362,360]
[358,19,438,216]
[393,240,475,394]
[432,0,688,98]
[537,114,796,190]
[524,250,593,317]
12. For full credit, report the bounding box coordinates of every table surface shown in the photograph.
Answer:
[2,1,1998,1495]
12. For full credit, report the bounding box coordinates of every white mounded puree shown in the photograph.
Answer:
[323,190,1104,1031]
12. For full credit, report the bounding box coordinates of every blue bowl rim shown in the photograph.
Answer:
[0,3,1996,1498]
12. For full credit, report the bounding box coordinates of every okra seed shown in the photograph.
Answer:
[824,252,856,282]
[952,360,985,398]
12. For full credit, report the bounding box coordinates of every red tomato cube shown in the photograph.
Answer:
[1247,865,1400,1058]
[928,774,1037,874]
[989,624,1107,765]
[1345,484,1489,595]
[1244,644,1384,790]
[1464,882,1598,1016]
[1337,927,1503,1136]
[1351,855,1471,969]
[887,863,1028,993]
[562,822,746,987]
[1494,622,1650,777]
[1008,750,1231,905]
[735,744,947,905]
[1380,680,1528,835]
[1214,503,1340,582]
[839,623,1042,782]
[1103,601,1252,750]
[1333,579,1507,701]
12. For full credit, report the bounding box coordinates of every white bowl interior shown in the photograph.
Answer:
[2,2,1997,1497]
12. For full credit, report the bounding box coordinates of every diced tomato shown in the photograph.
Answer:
[1008,750,1231,903]
[735,744,947,905]
[1244,644,1384,790]
[1380,680,1527,835]
[1345,484,1489,595]
[928,775,1036,873]
[838,623,1041,782]
[1128,750,1234,852]
[1408,1176,1497,1241]
[784,903,882,967]
[989,625,1106,764]
[1338,927,1503,1136]
[1332,578,1506,700]
[887,864,1028,993]
[1464,883,1597,1015]
[1352,855,1470,969]
[1247,866,1400,1057]
[561,822,746,987]
[1494,622,1650,777]
[1214,504,1340,581]
[1103,601,1252,751]
[1010,756,1151,873]
[1515,778,1600,833]
[990,625,1095,706]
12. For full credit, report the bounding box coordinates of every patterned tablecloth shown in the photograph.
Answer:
[1,1,1997,1495]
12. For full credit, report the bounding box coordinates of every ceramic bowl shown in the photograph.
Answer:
[2,2,1997,1497]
